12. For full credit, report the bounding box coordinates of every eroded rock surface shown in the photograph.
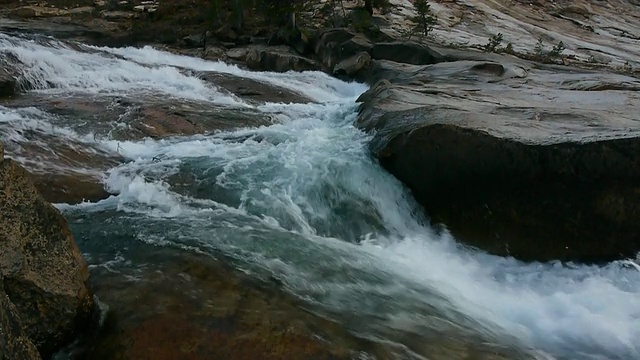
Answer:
[382,0,640,72]
[0,144,95,356]
[0,279,41,360]
[357,57,640,262]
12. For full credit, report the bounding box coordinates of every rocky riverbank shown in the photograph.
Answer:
[1,0,640,358]
[355,61,640,262]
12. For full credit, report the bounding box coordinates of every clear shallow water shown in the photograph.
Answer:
[1,33,640,360]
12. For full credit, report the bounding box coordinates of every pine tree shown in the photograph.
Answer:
[412,0,437,37]
[364,0,374,15]
[231,0,245,30]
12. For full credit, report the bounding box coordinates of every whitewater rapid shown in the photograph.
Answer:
[1,33,639,360]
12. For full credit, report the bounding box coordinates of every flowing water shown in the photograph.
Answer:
[1,33,639,360]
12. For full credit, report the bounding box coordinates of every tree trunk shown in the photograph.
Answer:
[232,0,244,30]
[287,11,297,29]
[208,0,221,27]
[364,0,373,15]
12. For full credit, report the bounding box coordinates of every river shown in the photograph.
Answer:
[1,32,639,360]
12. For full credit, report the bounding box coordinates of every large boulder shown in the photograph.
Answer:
[357,59,640,263]
[314,28,357,57]
[0,280,41,360]
[314,29,373,71]
[333,51,372,79]
[268,27,315,55]
[0,146,95,356]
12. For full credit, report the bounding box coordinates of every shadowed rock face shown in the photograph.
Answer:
[0,280,41,360]
[0,67,16,98]
[0,145,95,357]
[357,58,640,263]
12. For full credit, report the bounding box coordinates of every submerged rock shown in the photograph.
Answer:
[357,58,640,263]
[199,72,312,104]
[0,101,118,204]
[71,248,394,360]
[129,102,273,138]
[0,148,95,356]
[29,173,111,205]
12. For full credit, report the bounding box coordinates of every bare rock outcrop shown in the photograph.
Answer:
[0,142,95,357]
[357,57,640,263]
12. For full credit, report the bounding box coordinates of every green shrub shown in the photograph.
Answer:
[483,33,503,52]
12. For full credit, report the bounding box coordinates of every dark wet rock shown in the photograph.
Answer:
[0,280,41,360]
[199,72,312,104]
[314,28,357,56]
[10,6,70,18]
[9,5,94,19]
[182,33,205,48]
[371,42,445,65]
[337,34,373,58]
[0,156,95,356]
[0,68,16,98]
[314,29,374,71]
[209,23,240,44]
[357,59,640,263]
[0,18,118,47]
[71,248,392,360]
[129,103,272,138]
[268,27,314,55]
[30,173,111,205]
[246,46,321,73]
[203,45,226,61]
[333,51,371,78]
[226,47,249,61]
[0,97,120,204]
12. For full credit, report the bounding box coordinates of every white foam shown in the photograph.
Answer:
[93,45,369,103]
[0,105,110,176]
[0,34,245,106]
[83,92,640,358]
[0,105,86,143]
[362,235,640,359]
[92,102,640,359]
